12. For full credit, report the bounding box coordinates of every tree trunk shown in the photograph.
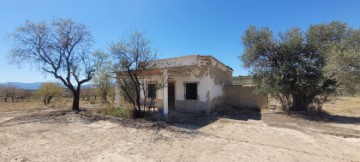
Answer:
[47,95,53,105]
[290,94,314,111]
[43,96,48,105]
[72,91,80,111]
[133,89,144,118]
[136,91,141,111]
[101,94,107,103]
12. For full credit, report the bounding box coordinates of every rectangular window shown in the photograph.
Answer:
[147,84,156,98]
[185,83,198,100]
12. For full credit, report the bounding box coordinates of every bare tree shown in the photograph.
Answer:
[9,19,105,111]
[1,84,17,102]
[14,89,33,101]
[111,31,163,117]
[81,86,96,102]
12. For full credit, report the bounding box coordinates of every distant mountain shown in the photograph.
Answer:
[0,82,43,90]
[0,82,95,90]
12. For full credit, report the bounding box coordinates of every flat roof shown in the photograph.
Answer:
[151,54,233,71]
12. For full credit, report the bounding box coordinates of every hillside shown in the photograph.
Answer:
[0,82,94,90]
[232,76,253,85]
[0,82,42,90]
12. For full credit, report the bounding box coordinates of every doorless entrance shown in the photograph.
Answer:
[168,83,175,110]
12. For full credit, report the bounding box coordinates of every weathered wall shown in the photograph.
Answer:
[175,100,209,113]
[224,85,268,109]
[201,56,233,112]
[135,69,209,112]
[139,75,164,99]
[170,56,233,113]
[170,70,212,113]
[150,55,198,69]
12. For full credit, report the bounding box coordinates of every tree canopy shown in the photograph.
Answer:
[37,82,64,105]
[307,22,360,94]
[9,19,105,111]
[241,21,360,111]
[93,68,114,103]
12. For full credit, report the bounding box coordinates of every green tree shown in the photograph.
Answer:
[93,70,114,103]
[307,22,360,94]
[240,22,357,111]
[9,19,106,111]
[92,52,114,104]
[37,82,64,105]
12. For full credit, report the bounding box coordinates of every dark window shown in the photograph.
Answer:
[185,83,197,100]
[147,84,156,98]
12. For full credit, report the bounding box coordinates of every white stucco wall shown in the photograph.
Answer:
[207,57,229,101]
[140,70,226,104]
[172,74,212,102]
[139,75,164,99]
[139,74,212,102]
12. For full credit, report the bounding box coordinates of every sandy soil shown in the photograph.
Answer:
[0,107,359,162]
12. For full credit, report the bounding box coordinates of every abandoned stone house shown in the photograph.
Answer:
[115,55,268,117]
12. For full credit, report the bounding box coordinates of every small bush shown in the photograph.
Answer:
[101,106,131,118]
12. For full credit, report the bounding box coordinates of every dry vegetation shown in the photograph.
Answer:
[0,97,359,161]
[232,76,253,86]
[322,96,360,116]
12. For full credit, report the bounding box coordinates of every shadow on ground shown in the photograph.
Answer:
[288,111,360,125]
[169,107,262,130]
[0,109,160,129]
[0,109,196,134]
[168,107,360,132]
[2,107,358,138]
[323,114,360,124]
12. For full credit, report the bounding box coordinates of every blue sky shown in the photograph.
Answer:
[1,0,360,83]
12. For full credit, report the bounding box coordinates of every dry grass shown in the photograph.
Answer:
[0,98,71,112]
[2,96,360,117]
[322,96,360,116]
[0,98,108,113]
[268,96,360,116]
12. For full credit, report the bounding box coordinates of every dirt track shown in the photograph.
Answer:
[0,109,359,162]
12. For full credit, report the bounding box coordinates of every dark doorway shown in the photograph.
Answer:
[168,83,175,110]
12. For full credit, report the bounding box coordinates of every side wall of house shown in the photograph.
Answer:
[200,56,233,112]
[172,56,232,113]
[224,85,269,109]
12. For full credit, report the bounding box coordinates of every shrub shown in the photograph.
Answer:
[101,106,131,118]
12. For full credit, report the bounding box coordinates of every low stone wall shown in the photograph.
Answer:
[224,85,268,109]
[175,100,209,113]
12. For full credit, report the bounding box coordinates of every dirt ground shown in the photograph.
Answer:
[0,98,360,162]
